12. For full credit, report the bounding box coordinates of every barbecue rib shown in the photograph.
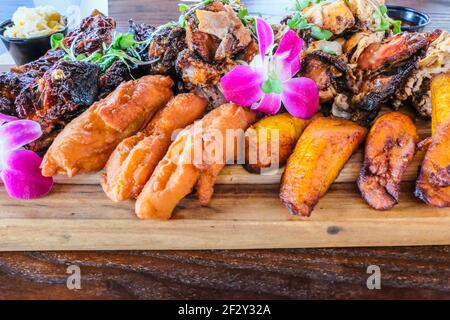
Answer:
[0,11,116,154]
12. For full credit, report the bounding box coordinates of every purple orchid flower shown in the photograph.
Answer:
[0,114,53,199]
[220,18,319,118]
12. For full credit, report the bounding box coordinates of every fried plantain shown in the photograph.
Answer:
[415,124,450,207]
[431,73,450,134]
[415,73,450,207]
[101,93,207,202]
[357,112,419,210]
[244,113,311,174]
[280,117,367,217]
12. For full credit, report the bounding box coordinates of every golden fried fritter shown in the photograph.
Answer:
[41,75,173,177]
[280,117,367,217]
[135,103,257,220]
[244,113,311,174]
[358,112,419,210]
[101,93,207,202]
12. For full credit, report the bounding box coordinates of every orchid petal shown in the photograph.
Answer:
[220,65,265,106]
[0,120,42,154]
[275,30,304,80]
[251,93,282,115]
[281,77,319,119]
[256,18,274,62]
[1,149,53,199]
[0,113,18,125]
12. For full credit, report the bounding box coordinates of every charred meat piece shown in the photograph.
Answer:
[357,112,419,210]
[357,32,429,72]
[185,1,252,63]
[25,61,100,153]
[176,49,230,88]
[147,25,186,75]
[352,59,418,125]
[62,10,115,56]
[99,61,131,99]
[301,51,356,103]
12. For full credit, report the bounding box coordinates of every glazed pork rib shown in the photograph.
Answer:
[0,11,116,153]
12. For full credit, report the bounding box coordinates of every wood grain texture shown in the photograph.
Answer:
[0,0,449,299]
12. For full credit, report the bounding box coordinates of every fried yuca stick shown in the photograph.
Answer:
[101,93,207,202]
[135,103,257,220]
[280,117,367,217]
[415,73,450,207]
[41,76,173,177]
[244,113,311,174]
[358,112,419,210]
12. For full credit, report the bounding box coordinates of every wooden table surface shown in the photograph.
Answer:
[0,0,449,300]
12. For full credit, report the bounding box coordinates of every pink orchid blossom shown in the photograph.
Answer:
[220,18,319,118]
[0,114,53,199]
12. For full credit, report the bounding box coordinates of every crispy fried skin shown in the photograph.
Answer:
[135,104,257,220]
[244,113,311,174]
[415,74,450,207]
[357,112,419,210]
[431,73,450,134]
[101,93,207,202]
[41,76,173,177]
[280,117,367,217]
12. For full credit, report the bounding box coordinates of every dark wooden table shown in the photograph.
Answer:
[0,0,449,300]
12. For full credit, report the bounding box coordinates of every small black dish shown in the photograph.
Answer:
[0,18,68,66]
[387,5,431,32]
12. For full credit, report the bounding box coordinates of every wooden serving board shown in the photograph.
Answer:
[1,116,449,251]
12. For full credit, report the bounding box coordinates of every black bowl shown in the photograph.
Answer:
[0,18,68,66]
[387,5,431,32]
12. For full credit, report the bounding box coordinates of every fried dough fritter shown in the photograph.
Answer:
[101,93,207,202]
[41,75,174,177]
[280,117,367,217]
[244,113,311,174]
[135,103,257,220]
[357,112,419,210]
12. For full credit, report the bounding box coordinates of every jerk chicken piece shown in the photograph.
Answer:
[175,0,257,108]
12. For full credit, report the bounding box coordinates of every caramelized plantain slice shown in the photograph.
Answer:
[415,124,450,207]
[357,112,419,210]
[280,117,367,217]
[244,113,311,174]
[415,73,450,207]
[431,73,450,134]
